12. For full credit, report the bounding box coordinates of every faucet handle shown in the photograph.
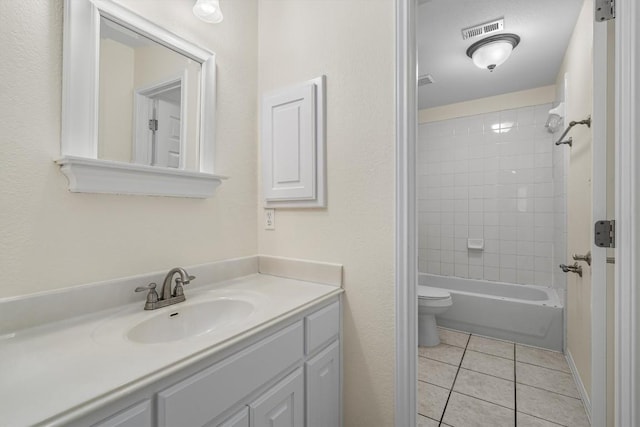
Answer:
[173,277,191,297]
[135,283,157,293]
[135,283,159,310]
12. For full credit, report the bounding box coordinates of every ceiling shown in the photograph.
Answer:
[417,0,584,109]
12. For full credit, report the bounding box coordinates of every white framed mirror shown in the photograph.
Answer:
[58,0,225,198]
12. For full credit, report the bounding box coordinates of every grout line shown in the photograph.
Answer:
[419,353,462,368]
[514,342,517,427]
[456,364,514,382]
[516,381,582,401]
[516,410,570,427]
[464,345,515,361]
[516,359,572,374]
[438,333,471,426]
[450,390,516,412]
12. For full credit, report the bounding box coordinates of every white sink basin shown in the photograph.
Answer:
[127,298,255,344]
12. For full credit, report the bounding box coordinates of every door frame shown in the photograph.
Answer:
[591,13,610,427]
[132,73,187,168]
[614,0,639,425]
[395,0,417,425]
[395,0,639,426]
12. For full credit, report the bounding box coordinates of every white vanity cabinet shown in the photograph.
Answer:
[85,298,341,427]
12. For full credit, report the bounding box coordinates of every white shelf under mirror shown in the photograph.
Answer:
[59,0,225,198]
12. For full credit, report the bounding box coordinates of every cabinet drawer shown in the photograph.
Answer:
[157,322,303,427]
[305,301,339,354]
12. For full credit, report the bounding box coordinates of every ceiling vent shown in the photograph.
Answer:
[418,74,435,86]
[461,18,504,40]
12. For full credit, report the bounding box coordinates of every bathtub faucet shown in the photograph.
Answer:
[559,262,583,278]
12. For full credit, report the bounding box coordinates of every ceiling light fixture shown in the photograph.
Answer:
[466,33,520,72]
[193,0,224,24]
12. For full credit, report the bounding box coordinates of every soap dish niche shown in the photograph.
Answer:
[467,238,484,250]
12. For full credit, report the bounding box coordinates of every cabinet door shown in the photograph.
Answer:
[92,400,151,427]
[306,340,340,427]
[249,368,303,427]
[215,407,249,427]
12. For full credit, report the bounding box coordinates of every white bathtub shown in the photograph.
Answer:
[419,273,563,351]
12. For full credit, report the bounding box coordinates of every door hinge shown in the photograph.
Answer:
[148,119,158,131]
[595,0,615,21]
[595,220,615,248]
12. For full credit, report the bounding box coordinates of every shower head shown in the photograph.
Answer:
[545,102,565,133]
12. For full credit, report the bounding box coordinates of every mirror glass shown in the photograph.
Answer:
[98,18,202,170]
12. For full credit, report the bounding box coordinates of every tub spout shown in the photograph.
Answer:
[559,263,583,278]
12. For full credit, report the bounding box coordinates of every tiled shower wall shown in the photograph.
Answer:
[418,104,566,287]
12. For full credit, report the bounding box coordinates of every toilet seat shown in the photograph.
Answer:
[418,286,450,300]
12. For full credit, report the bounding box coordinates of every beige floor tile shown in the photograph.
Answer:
[418,381,450,421]
[419,343,465,366]
[467,335,514,359]
[517,361,580,398]
[417,414,440,427]
[453,368,515,409]
[419,356,458,389]
[462,350,514,380]
[442,392,515,427]
[517,412,564,426]
[517,383,590,427]
[438,327,470,348]
[515,344,570,373]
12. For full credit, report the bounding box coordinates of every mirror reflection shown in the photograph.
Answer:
[98,18,201,170]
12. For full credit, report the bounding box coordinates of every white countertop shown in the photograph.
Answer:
[0,274,342,426]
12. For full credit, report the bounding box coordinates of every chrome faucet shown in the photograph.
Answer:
[135,267,196,310]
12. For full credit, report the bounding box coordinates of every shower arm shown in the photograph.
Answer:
[555,116,592,147]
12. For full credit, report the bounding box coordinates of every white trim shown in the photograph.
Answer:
[395,0,417,425]
[56,156,226,198]
[615,0,639,425]
[590,15,609,427]
[60,0,219,197]
[566,349,592,424]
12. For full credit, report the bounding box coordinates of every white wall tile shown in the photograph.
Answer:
[426,262,440,274]
[441,250,454,263]
[441,263,454,276]
[484,267,500,281]
[454,238,468,252]
[455,264,469,278]
[468,265,484,279]
[500,268,517,282]
[417,103,564,287]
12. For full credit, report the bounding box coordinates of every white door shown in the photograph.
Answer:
[590,17,616,427]
[153,99,181,168]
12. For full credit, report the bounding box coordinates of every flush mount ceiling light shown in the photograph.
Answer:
[193,0,223,24]
[466,33,520,72]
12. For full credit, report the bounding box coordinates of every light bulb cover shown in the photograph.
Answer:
[193,0,223,24]
[466,34,520,71]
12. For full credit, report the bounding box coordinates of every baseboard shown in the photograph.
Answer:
[565,349,592,424]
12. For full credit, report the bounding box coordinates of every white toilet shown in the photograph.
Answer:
[418,285,453,347]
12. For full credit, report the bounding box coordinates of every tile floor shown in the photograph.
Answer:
[418,328,590,427]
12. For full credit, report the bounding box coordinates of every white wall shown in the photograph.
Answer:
[99,38,134,163]
[0,0,258,298]
[257,0,396,425]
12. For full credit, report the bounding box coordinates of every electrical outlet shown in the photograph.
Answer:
[264,208,275,230]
